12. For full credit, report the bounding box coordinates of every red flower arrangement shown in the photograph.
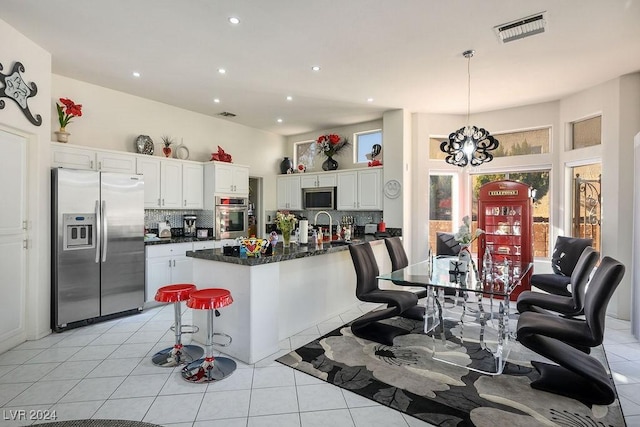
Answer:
[56,98,82,131]
[316,133,349,157]
[210,145,232,162]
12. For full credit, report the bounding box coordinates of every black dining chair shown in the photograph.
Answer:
[516,256,625,405]
[517,246,599,317]
[384,237,427,299]
[531,236,593,297]
[348,242,424,346]
[435,232,461,256]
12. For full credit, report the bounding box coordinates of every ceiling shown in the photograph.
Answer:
[2,0,639,136]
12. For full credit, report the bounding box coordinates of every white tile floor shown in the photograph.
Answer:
[0,303,639,427]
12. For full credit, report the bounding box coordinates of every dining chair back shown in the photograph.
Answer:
[348,242,423,345]
[516,246,599,317]
[516,256,625,405]
[531,236,593,297]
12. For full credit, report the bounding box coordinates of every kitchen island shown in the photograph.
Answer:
[186,237,392,364]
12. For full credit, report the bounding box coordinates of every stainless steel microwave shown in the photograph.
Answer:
[303,187,336,210]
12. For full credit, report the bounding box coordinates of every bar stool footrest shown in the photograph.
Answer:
[211,332,232,347]
[170,324,200,334]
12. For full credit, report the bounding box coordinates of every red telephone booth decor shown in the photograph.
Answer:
[478,180,534,301]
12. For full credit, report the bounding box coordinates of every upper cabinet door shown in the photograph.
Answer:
[214,163,234,193]
[160,160,182,208]
[182,163,203,209]
[357,169,382,210]
[336,171,357,210]
[213,162,249,195]
[232,165,249,194]
[51,144,96,170]
[96,151,137,174]
[136,157,161,208]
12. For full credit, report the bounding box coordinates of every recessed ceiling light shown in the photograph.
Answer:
[218,68,226,74]
[132,71,141,78]
[277,118,283,123]
[228,17,240,25]
[311,66,321,72]
[367,98,374,103]
[286,96,293,101]
[213,98,220,103]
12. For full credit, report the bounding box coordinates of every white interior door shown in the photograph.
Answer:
[0,129,27,346]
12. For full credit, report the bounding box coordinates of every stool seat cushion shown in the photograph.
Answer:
[155,283,197,303]
[187,288,233,310]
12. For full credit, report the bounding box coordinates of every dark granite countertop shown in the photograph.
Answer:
[145,236,216,245]
[186,235,386,266]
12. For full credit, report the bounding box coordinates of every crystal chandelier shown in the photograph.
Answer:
[440,50,499,167]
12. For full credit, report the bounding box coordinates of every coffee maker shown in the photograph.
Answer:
[183,215,197,237]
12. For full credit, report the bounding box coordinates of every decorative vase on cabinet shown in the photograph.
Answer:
[280,157,293,174]
[55,129,70,143]
[322,156,338,171]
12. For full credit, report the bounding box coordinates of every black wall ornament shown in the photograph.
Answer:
[0,61,42,126]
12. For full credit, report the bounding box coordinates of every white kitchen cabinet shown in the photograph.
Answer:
[160,161,182,208]
[95,151,137,173]
[192,240,219,251]
[300,172,336,188]
[276,175,302,210]
[182,163,203,209]
[336,168,382,210]
[51,143,136,173]
[145,242,194,303]
[51,143,96,170]
[357,168,383,210]
[136,157,162,208]
[136,157,193,209]
[203,162,250,209]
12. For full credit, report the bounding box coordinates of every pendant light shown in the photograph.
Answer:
[440,50,499,167]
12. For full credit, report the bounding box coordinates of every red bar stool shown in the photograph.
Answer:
[152,283,204,367]
[181,288,236,383]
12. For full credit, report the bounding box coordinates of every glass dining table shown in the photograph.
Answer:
[377,255,533,375]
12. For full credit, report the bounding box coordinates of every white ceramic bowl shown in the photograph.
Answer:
[145,233,157,239]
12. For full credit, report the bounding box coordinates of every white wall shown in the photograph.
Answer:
[0,18,52,346]
[559,73,640,320]
[52,75,287,211]
[285,119,383,172]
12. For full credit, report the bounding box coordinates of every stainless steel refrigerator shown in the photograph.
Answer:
[51,168,145,332]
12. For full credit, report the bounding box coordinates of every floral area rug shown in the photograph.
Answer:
[277,315,625,426]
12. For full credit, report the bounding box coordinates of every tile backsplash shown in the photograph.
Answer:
[145,209,214,229]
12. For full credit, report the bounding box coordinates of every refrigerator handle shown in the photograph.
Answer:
[95,200,101,263]
[102,200,108,262]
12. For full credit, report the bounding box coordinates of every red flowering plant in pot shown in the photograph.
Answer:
[56,98,82,133]
[55,98,82,143]
[316,133,349,171]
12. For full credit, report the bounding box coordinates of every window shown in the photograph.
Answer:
[471,170,550,257]
[429,127,550,160]
[428,174,456,254]
[355,130,382,163]
[571,163,601,252]
[572,116,601,149]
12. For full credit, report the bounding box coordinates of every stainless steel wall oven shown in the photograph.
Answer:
[215,196,248,239]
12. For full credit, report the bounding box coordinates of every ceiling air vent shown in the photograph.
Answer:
[494,12,546,43]
[218,111,237,117]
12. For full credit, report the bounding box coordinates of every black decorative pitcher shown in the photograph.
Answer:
[280,157,293,174]
[322,156,338,171]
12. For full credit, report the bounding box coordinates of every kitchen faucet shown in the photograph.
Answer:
[314,210,332,241]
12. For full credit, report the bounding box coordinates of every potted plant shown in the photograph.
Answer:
[161,135,174,157]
